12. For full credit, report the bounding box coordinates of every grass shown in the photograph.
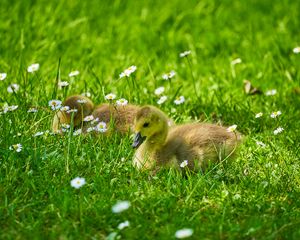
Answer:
[1,0,300,239]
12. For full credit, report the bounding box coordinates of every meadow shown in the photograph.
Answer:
[1,0,300,239]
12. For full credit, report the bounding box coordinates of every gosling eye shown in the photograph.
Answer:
[143,122,150,128]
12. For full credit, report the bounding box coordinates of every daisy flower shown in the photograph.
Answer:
[116,98,128,106]
[180,160,188,168]
[154,86,165,95]
[256,141,266,148]
[119,65,137,78]
[174,96,185,105]
[255,112,263,118]
[0,73,7,81]
[157,95,168,105]
[274,127,284,135]
[175,228,194,239]
[179,50,191,58]
[83,115,94,122]
[77,99,87,104]
[95,122,107,133]
[91,117,100,125]
[67,109,78,114]
[48,100,62,110]
[86,127,94,133]
[270,111,281,118]
[118,221,130,230]
[60,106,70,112]
[231,58,242,65]
[162,70,176,80]
[105,93,116,101]
[9,143,22,152]
[27,107,38,113]
[265,89,277,96]
[293,47,300,54]
[112,201,131,213]
[227,124,237,133]
[33,131,44,137]
[7,83,20,93]
[27,63,40,73]
[70,177,86,189]
[68,70,80,77]
[73,129,82,136]
[3,105,18,113]
[58,81,69,87]
[81,92,91,97]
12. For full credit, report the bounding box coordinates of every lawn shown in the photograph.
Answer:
[1,0,300,239]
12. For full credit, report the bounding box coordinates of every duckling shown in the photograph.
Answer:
[52,95,94,133]
[132,106,241,172]
[52,95,143,134]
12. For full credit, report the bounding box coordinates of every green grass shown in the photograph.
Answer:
[1,0,300,239]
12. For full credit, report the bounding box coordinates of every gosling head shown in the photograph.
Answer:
[132,106,169,148]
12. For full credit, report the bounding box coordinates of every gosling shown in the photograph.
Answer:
[52,95,141,134]
[132,106,242,172]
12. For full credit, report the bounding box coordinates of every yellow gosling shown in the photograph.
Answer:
[132,106,242,172]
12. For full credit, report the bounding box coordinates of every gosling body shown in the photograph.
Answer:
[132,106,241,171]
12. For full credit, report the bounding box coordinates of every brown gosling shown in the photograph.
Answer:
[52,95,143,134]
[132,106,242,172]
[52,95,94,133]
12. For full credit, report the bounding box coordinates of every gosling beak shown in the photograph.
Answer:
[132,132,146,148]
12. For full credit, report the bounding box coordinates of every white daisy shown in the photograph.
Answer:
[48,100,62,110]
[95,122,107,133]
[83,115,94,122]
[180,160,188,168]
[154,86,165,95]
[274,127,284,135]
[118,221,130,230]
[68,70,80,77]
[157,95,168,105]
[81,92,91,97]
[175,228,193,239]
[119,65,137,78]
[58,81,69,87]
[270,111,281,118]
[179,50,191,58]
[27,107,38,113]
[162,70,176,80]
[73,129,82,136]
[0,73,7,81]
[9,143,22,152]
[70,177,86,189]
[86,127,95,133]
[77,99,87,104]
[27,63,40,73]
[174,96,185,105]
[3,105,18,113]
[7,83,20,93]
[265,89,277,96]
[91,117,100,125]
[33,131,44,137]
[293,47,300,54]
[231,58,242,65]
[105,93,116,101]
[227,124,237,133]
[255,112,263,118]
[112,201,131,213]
[60,106,70,112]
[116,98,128,106]
[256,141,266,148]
[67,109,78,114]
